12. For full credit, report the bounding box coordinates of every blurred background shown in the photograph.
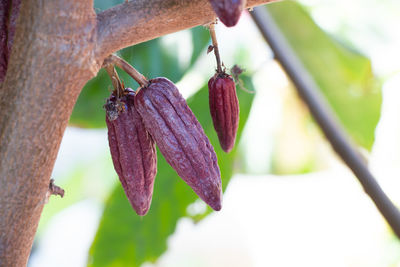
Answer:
[28,0,400,266]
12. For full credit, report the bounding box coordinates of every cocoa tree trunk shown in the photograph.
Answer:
[0,1,98,265]
[0,1,272,265]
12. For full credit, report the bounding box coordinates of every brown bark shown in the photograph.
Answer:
[0,0,272,265]
[0,1,98,265]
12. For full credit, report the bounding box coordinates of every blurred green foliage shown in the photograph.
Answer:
[88,79,255,267]
[267,1,382,150]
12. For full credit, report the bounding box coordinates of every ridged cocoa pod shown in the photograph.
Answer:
[105,88,157,216]
[208,72,239,153]
[0,0,8,81]
[0,0,21,82]
[208,0,246,27]
[134,78,222,211]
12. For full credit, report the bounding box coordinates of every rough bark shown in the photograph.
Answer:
[0,1,98,265]
[0,0,272,265]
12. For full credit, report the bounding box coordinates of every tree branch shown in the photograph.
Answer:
[0,1,97,265]
[251,7,400,238]
[96,0,276,59]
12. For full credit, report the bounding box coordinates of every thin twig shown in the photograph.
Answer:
[49,179,64,198]
[251,7,400,239]
[103,54,148,87]
[208,23,223,73]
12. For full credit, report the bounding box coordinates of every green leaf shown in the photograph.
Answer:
[266,1,382,150]
[70,28,210,128]
[88,77,255,267]
[94,0,124,12]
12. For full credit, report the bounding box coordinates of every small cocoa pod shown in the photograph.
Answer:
[208,72,239,153]
[208,0,246,27]
[106,88,157,216]
[0,0,21,82]
[0,1,8,82]
[134,78,222,211]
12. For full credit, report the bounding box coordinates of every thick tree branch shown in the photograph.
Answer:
[0,1,97,265]
[251,7,400,238]
[96,0,276,59]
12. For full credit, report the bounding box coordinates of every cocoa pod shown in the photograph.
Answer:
[0,0,21,82]
[106,88,157,216]
[208,0,246,27]
[0,0,10,82]
[134,78,222,211]
[208,72,239,153]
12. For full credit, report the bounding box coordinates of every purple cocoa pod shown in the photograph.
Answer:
[208,0,246,27]
[0,0,21,82]
[0,0,11,82]
[134,78,222,211]
[208,72,239,153]
[105,88,157,216]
